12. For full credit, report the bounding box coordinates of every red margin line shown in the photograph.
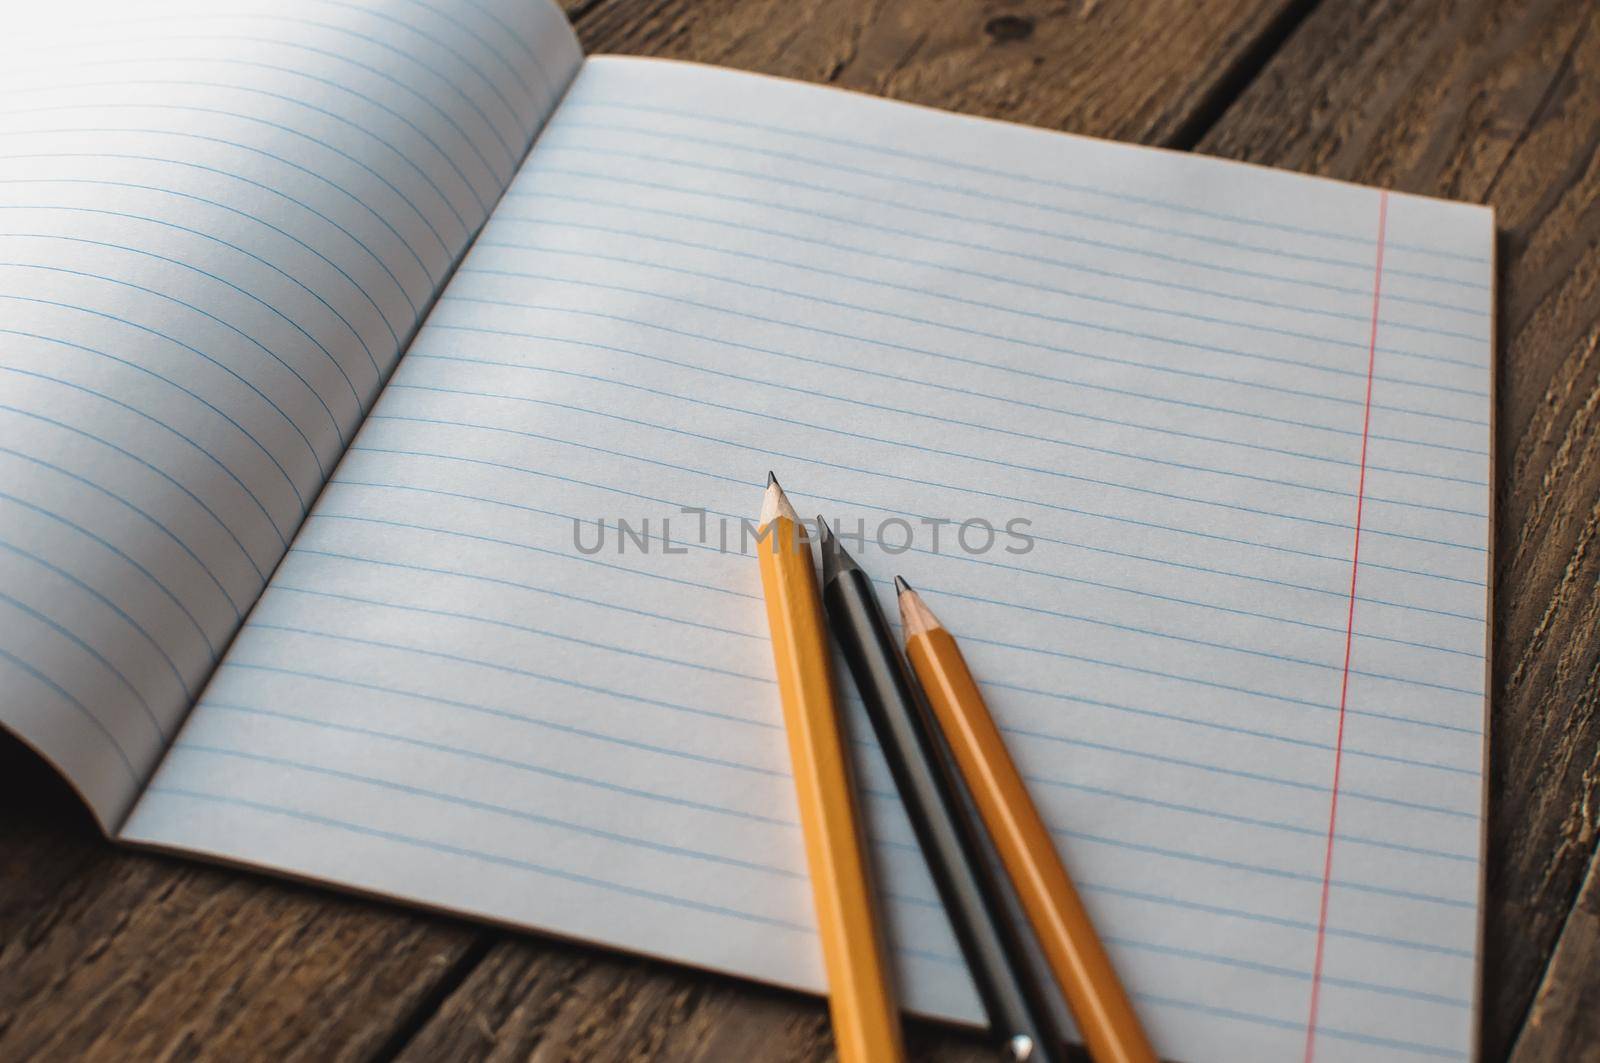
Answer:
[1303,188,1388,1063]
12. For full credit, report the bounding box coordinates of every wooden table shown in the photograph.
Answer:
[2,1,1596,1059]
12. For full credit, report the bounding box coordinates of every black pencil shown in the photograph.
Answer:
[817,520,1071,1063]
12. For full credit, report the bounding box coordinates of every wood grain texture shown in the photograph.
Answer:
[1201,2,1600,1056]
[563,0,1315,145]
[1511,844,1600,1063]
[391,938,998,1063]
[0,735,481,1062]
[3,1,1598,1061]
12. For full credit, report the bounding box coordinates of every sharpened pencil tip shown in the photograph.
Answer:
[759,476,798,527]
[767,470,777,487]
[897,577,940,637]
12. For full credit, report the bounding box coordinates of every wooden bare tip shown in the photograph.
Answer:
[758,475,799,528]
[896,579,941,638]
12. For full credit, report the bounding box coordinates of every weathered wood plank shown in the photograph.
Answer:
[1510,843,1600,1063]
[565,0,1314,146]
[1200,1,1600,1056]
[0,735,480,1061]
[391,937,1000,1063]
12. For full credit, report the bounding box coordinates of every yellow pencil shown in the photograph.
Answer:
[897,577,1156,1063]
[757,474,904,1063]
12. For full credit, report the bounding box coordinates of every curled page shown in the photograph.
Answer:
[0,0,582,829]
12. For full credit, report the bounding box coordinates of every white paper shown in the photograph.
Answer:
[126,55,1492,1062]
[0,0,581,827]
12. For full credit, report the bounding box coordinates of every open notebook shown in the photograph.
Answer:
[0,2,1494,1060]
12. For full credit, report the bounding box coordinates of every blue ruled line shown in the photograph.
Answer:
[200,700,793,826]
[0,290,331,478]
[136,30,510,184]
[1082,880,1472,958]
[392,362,1487,520]
[553,120,1488,294]
[159,714,1477,1008]
[287,545,759,640]
[174,742,801,880]
[509,177,1488,343]
[536,139,1487,316]
[191,661,1475,905]
[435,288,1487,459]
[0,404,264,580]
[416,319,1486,487]
[0,538,193,699]
[362,402,1488,691]
[206,661,1480,938]
[1138,993,1465,1057]
[218,659,773,777]
[0,222,364,408]
[11,52,490,216]
[310,0,527,137]
[263,583,767,683]
[163,737,1475,1002]
[8,122,435,282]
[243,579,1482,799]
[310,505,756,600]
[0,365,287,545]
[319,467,1488,730]
[0,186,381,385]
[1056,827,1475,908]
[365,401,1487,560]
[1,77,470,232]
[468,250,1491,426]
[0,328,307,514]
[0,257,351,443]
[4,150,409,338]
[234,12,521,163]
[455,0,558,101]
[537,130,1484,300]
[381,0,541,102]
[499,206,1489,378]
[0,490,217,654]
[284,521,1481,775]
[245,621,774,731]
[336,446,1486,641]
[272,547,1484,751]
[565,99,1487,266]
[0,590,165,741]
[1003,718,1474,819]
[0,646,141,780]
[0,99,453,261]
[0,443,244,618]
[143,785,812,932]
[1105,936,1468,1007]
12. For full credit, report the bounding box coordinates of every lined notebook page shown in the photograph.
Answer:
[0,0,580,827]
[126,57,1493,1062]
